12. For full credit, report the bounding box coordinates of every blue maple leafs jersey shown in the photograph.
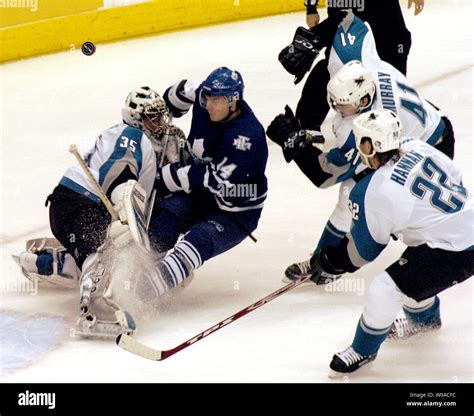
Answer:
[161,86,268,212]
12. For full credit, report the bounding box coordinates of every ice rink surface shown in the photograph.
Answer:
[1,0,472,382]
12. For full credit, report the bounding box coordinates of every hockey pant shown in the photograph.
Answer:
[146,192,261,294]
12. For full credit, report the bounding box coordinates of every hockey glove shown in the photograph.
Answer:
[309,249,344,285]
[163,80,197,118]
[278,26,322,84]
[266,106,325,162]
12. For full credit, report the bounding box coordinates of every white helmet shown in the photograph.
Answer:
[353,109,402,168]
[122,86,170,138]
[327,60,376,113]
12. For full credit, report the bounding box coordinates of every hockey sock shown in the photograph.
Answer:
[352,315,391,356]
[403,296,440,326]
[315,220,346,253]
[159,240,202,289]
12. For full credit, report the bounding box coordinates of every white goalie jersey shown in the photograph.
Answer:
[60,123,157,201]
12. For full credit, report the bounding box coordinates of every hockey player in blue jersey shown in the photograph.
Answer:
[12,87,181,338]
[300,110,473,376]
[137,67,268,299]
[267,13,456,283]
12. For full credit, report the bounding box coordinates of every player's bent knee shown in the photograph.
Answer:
[363,272,404,328]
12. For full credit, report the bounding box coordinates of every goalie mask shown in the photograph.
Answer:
[122,86,170,139]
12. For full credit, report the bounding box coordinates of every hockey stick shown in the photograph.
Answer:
[116,273,313,360]
[68,144,119,221]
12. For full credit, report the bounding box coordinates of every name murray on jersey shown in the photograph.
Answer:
[390,149,424,186]
[378,71,396,112]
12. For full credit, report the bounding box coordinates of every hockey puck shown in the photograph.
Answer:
[81,42,96,56]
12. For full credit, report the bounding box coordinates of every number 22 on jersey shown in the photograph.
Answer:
[411,158,467,214]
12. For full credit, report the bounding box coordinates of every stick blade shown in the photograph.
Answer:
[116,334,163,361]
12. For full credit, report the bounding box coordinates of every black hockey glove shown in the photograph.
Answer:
[308,249,344,285]
[278,26,322,85]
[266,106,324,162]
[266,105,300,147]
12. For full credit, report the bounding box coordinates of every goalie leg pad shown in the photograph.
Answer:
[111,180,151,251]
[77,247,136,339]
[12,237,80,288]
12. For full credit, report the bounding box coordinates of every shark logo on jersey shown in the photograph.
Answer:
[233,135,252,151]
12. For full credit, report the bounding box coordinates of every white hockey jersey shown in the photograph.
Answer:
[346,141,473,269]
[60,123,157,202]
[318,13,445,188]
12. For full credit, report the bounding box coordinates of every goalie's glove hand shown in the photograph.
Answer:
[266,106,325,162]
[308,249,344,285]
[278,26,322,85]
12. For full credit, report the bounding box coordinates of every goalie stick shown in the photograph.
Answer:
[116,273,313,360]
[69,144,119,221]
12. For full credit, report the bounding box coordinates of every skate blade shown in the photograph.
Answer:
[328,361,376,379]
[75,330,119,340]
[281,275,313,284]
[75,311,136,340]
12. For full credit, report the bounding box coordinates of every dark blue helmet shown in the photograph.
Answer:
[199,67,244,109]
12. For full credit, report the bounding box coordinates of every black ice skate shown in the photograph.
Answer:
[283,258,313,283]
[329,346,377,378]
[284,257,342,285]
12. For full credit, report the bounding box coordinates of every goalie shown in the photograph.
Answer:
[12,87,188,338]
